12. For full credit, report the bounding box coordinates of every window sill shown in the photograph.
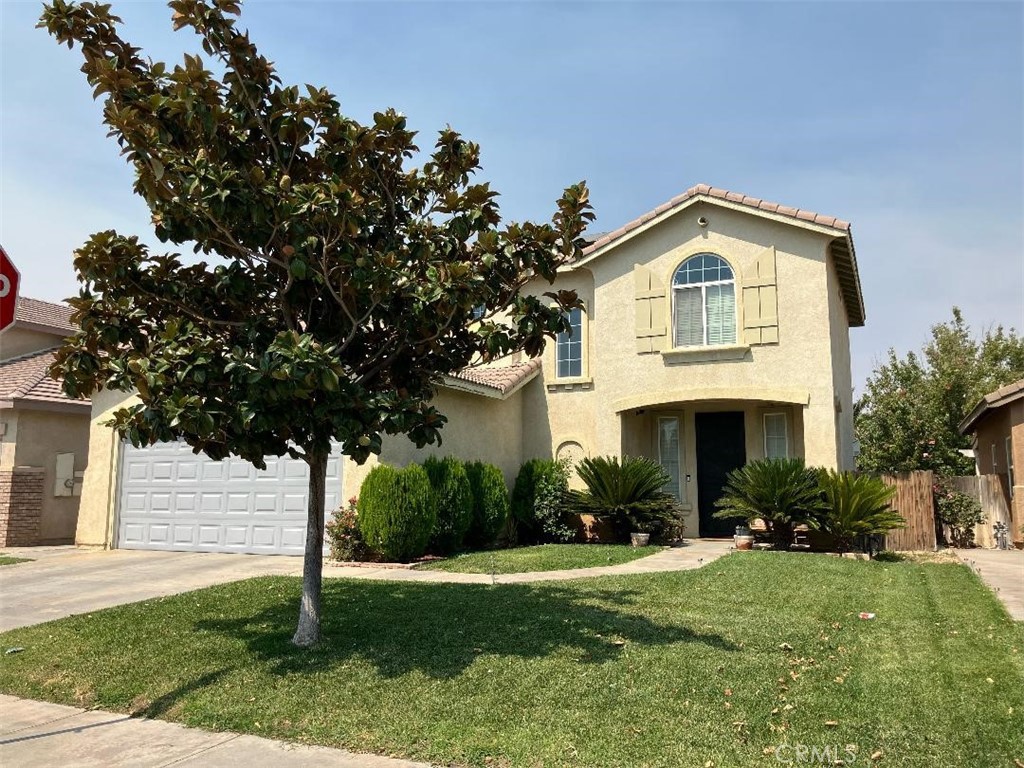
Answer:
[547,377,593,392]
[661,344,751,365]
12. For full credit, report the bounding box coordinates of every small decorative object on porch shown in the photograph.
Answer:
[734,525,754,551]
[630,532,651,547]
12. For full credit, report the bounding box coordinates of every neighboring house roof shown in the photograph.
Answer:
[443,358,542,399]
[12,297,76,335]
[0,348,90,413]
[574,183,866,326]
[959,378,1024,435]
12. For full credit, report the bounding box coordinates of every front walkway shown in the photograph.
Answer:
[0,695,428,768]
[0,540,732,631]
[955,548,1024,621]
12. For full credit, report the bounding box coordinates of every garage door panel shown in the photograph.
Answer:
[118,441,343,555]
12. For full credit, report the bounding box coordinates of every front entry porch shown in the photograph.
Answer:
[619,398,805,537]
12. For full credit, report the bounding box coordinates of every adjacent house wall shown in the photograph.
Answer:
[0,326,64,359]
[972,401,1024,540]
[11,408,89,542]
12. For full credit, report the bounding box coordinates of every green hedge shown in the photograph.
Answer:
[464,461,510,547]
[511,458,573,544]
[358,464,436,562]
[424,456,473,554]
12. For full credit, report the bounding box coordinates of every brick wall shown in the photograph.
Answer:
[0,467,44,547]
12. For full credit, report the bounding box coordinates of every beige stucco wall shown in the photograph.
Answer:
[11,408,90,542]
[523,201,849,471]
[0,411,17,468]
[0,326,65,359]
[374,386,524,487]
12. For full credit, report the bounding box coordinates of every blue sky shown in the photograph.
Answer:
[2,1,1022,389]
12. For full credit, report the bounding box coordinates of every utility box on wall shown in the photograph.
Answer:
[54,452,81,497]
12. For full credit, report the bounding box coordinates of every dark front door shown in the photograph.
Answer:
[695,411,746,537]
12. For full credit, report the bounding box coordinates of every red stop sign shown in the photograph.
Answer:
[0,246,20,332]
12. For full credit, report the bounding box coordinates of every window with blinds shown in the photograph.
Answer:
[764,413,789,459]
[658,417,682,501]
[672,254,737,347]
[556,307,583,378]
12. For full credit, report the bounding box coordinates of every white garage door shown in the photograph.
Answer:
[117,440,342,555]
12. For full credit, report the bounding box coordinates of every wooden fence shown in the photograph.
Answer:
[946,475,1012,549]
[881,471,937,551]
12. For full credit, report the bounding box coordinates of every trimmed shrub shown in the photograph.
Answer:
[934,478,984,547]
[358,464,436,562]
[712,458,824,550]
[464,461,510,547]
[326,496,373,562]
[424,455,473,554]
[567,455,681,540]
[511,458,573,543]
[816,470,903,554]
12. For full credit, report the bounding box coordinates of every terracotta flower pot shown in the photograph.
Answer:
[734,534,754,551]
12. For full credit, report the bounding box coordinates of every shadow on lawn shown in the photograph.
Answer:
[194,579,738,679]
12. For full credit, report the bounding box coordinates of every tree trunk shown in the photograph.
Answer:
[292,447,329,648]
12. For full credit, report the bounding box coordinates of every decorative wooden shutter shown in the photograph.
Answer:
[634,265,668,353]
[742,246,779,345]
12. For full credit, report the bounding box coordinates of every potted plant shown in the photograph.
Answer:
[733,524,754,551]
[567,455,681,546]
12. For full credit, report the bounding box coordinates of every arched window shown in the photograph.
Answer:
[672,254,736,347]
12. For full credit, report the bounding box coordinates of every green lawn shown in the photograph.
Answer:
[0,555,32,566]
[0,553,1021,767]
[418,543,658,573]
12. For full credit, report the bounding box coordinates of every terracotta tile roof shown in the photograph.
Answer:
[959,378,1024,435]
[446,358,542,398]
[14,297,75,333]
[577,183,865,327]
[0,348,90,410]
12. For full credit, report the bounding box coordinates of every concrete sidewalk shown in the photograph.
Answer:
[956,548,1024,621]
[0,694,430,767]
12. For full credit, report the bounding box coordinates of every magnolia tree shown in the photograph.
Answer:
[41,0,593,647]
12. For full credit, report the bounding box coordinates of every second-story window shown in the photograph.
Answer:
[672,253,737,347]
[556,307,584,378]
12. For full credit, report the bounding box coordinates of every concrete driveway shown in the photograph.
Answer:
[956,548,1024,621]
[0,548,303,632]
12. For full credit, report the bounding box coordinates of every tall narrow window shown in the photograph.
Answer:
[556,307,583,378]
[672,254,736,347]
[658,417,681,501]
[764,413,789,459]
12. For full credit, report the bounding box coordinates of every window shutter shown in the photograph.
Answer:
[742,246,779,345]
[634,265,668,353]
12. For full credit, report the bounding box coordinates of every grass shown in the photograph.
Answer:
[0,555,32,566]
[0,553,1022,767]
[418,543,658,573]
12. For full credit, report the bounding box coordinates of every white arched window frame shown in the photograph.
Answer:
[672,254,737,347]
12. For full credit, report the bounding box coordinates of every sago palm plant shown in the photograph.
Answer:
[817,470,903,553]
[568,455,680,538]
[713,458,824,549]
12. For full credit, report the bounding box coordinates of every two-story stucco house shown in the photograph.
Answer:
[76,184,864,553]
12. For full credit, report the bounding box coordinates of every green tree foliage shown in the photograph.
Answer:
[816,471,903,553]
[423,456,472,554]
[511,459,573,543]
[39,0,593,646]
[856,308,1024,475]
[933,478,985,548]
[713,458,824,549]
[567,455,680,538]
[464,461,510,548]
[358,465,436,562]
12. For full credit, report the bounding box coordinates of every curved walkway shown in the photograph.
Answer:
[325,538,732,584]
[0,540,731,632]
